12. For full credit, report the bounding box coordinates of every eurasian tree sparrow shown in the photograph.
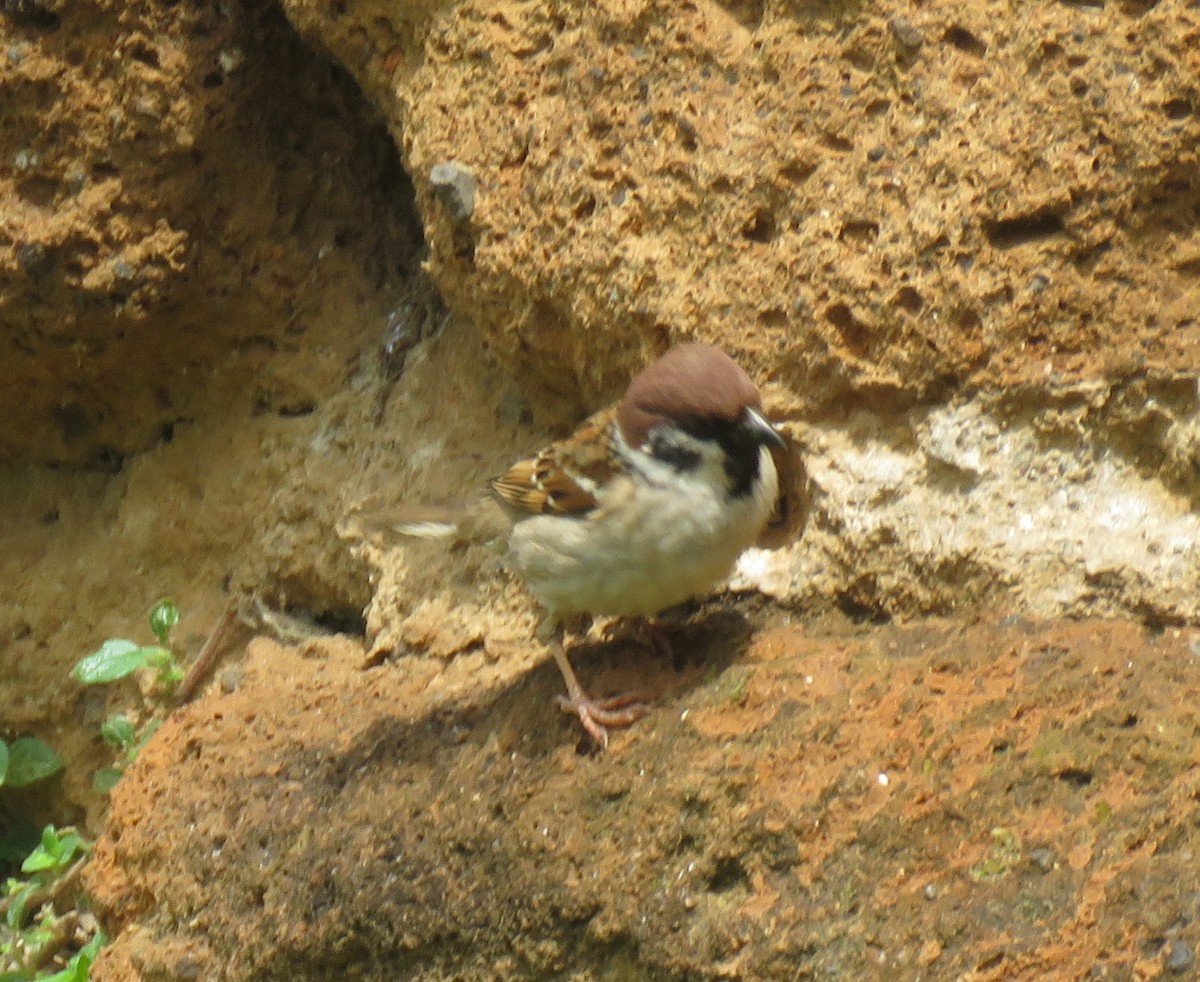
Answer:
[384,342,784,746]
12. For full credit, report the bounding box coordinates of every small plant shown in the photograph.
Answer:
[0,740,62,792]
[72,598,181,794]
[0,737,65,896]
[970,826,1022,880]
[89,716,161,795]
[0,825,103,981]
[726,668,751,704]
[72,598,182,691]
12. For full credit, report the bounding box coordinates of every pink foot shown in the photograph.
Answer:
[554,692,647,748]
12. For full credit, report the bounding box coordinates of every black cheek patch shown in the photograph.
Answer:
[648,431,703,473]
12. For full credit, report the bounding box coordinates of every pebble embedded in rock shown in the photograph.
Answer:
[1166,939,1194,974]
[17,241,49,273]
[889,17,924,50]
[219,665,244,694]
[1028,847,1055,872]
[429,160,477,223]
[111,257,136,282]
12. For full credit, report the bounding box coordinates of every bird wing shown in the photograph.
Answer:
[490,407,621,517]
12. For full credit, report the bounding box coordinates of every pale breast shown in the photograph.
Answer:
[506,447,778,620]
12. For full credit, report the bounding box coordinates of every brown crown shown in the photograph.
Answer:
[616,342,762,447]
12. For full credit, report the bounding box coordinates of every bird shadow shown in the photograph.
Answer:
[313,603,756,789]
[567,604,754,703]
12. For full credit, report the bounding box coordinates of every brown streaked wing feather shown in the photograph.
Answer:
[490,407,621,517]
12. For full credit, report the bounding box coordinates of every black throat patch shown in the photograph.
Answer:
[647,417,763,498]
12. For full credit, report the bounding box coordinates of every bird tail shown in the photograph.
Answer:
[345,505,463,542]
[391,519,458,538]
[346,497,511,548]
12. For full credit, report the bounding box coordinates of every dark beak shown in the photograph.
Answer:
[744,407,786,450]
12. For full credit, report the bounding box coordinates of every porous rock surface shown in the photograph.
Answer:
[287,0,1200,627]
[286,0,1199,409]
[86,616,1200,980]
[0,0,1198,977]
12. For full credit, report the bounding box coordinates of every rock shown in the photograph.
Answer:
[1166,939,1194,974]
[1028,846,1056,872]
[86,617,1200,979]
[429,160,477,224]
[889,17,924,50]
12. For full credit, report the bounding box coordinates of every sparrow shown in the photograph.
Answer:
[378,342,785,747]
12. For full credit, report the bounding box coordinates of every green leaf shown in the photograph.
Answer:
[0,971,31,982]
[41,824,61,854]
[5,881,34,929]
[43,929,107,982]
[20,845,56,873]
[93,767,124,793]
[100,715,137,748]
[73,639,153,684]
[55,830,85,864]
[0,739,7,787]
[155,660,184,687]
[21,826,85,874]
[21,827,60,873]
[4,738,62,787]
[149,598,179,646]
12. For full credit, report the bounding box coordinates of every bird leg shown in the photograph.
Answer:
[548,638,646,749]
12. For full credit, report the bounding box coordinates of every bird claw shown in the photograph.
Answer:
[554,692,647,748]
